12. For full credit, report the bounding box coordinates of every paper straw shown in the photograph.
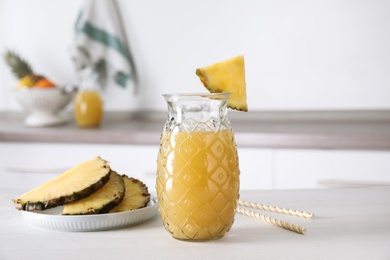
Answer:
[237,200,314,219]
[236,207,306,235]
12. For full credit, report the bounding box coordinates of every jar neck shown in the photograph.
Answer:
[163,93,231,132]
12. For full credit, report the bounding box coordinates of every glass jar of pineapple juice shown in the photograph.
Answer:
[156,93,240,241]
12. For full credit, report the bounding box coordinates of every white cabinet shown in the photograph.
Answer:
[0,143,273,196]
[274,149,390,189]
[0,143,274,194]
[2,143,389,193]
[238,148,274,190]
[0,143,160,194]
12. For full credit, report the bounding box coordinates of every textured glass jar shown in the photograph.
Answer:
[156,93,240,241]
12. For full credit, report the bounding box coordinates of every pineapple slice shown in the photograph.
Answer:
[13,157,111,211]
[196,55,248,111]
[110,176,150,213]
[63,171,125,215]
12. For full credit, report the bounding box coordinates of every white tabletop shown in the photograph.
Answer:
[1,188,389,260]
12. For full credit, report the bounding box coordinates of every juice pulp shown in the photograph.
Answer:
[156,129,240,240]
[74,90,103,127]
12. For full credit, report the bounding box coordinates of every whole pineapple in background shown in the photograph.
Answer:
[4,50,56,88]
[196,55,248,112]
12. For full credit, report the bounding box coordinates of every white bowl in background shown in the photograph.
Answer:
[14,87,76,127]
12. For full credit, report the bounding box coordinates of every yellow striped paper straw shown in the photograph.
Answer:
[236,207,306,235]
[238,200,314,219]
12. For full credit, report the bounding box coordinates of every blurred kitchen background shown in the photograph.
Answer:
[1,0,390,193]
[1,0,389,112]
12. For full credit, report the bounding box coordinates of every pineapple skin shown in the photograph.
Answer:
[62,171,126,215]
[12,157,112,211]
[13,173,111,211]
[110,175,150,213]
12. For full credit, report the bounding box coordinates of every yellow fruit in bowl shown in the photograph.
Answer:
[35,78,56,88]
[196,55,248,112]
[17,74,55,89]
[17,75,35,88]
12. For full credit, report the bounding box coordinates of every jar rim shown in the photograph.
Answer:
[163,92,231,101]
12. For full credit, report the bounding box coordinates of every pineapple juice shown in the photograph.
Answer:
[156,129,239,240]
[74,90,103,127]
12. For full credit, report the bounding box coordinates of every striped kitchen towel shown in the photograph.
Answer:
[71,0,138,93]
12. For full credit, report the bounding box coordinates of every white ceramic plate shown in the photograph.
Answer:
[21,197,158,232]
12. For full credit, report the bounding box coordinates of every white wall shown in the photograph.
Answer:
[1,0,390,111]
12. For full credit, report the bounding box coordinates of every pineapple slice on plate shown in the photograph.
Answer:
[13,157,111,211]
[63,171,125,215]
[110,176,150,213]
[196,55,248,112]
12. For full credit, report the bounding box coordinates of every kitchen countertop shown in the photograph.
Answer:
[1,188,389,259]
[1,110,390,150]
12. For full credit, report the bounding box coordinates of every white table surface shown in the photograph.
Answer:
[1,188,389,260]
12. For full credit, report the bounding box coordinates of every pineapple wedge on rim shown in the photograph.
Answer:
[12,157,111,211]
[110,176,150,213]
[196,55,248,112]
[63,171,125,215]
